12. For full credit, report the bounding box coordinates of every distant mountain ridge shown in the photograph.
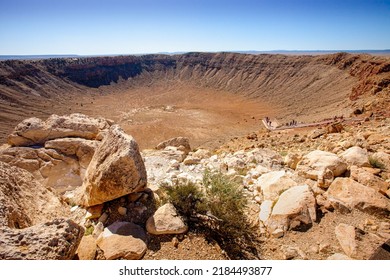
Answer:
[1,50,389,60]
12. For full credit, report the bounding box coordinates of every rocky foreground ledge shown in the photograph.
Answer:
[0,113,389,260]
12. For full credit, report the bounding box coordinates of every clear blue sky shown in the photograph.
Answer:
[0,0,389,55]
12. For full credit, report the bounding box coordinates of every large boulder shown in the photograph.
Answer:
[267,185,316,236]
[8,113,111,147]
[0,219,84,260]
[340,146,370,167]
[146,203,188,235]
[255,170,297,201]
[80,125,147,207]
[326,177,390,213]
[296,150,347,187]
[0,162,68,228]
[96,221,147,260]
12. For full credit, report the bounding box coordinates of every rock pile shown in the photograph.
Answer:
[1,113,389,260]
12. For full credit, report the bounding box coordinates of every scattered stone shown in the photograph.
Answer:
[256,170,297,201]
[326,177,390,213]
[0,219,84,260]
[96,221,147,260]
[172,237,179,248]
[309,128,326,139]
[284,153,302,170]
[326,122,344,134]
[118,206,127,216]
[271,228,284,238]
[85,204,104,220]
[156,137,191,155]
[350,166,389,195]
[98,213,109,224]
[146,203,188,235]
[267,185,316,235]
[370,151,390,170]
[183,156,201,165]
[192,149,211,159]
[340,146,370,167]
[80,125,147,207]
[259,200,273,223]
[327,253,353,260]
[281,246,299,260]
[77,235,97,260]
[128,192,143,202]
[335,223,357,257]
[92,222,104,239]
[296,150,347,183]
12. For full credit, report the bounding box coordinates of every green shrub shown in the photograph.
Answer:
[202,169,247,235]
[161,170,259,259]
[369,156,386,170]
[84,225,94,236]
[160,180,206,218]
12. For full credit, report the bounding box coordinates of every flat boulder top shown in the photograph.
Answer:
[8,113,111,147]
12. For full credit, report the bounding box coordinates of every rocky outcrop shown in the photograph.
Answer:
[146,203,188,235]
[44,137,99,173]
[96,221,147,260]
[0,114,107,192]
[0,162,68,228]
[80,125,147,207]
[0,219,84,260]
[0,147,83,192]
[7,113,111,147]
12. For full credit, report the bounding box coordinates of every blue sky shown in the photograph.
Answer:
[0,0,389,55]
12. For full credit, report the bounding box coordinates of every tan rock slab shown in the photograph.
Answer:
[296,150,347,182]
[256,170,297,201]
[335,223,357,257]
[267,185,316,235]
[8,113,110,147]
[340,146,370,167]
[96,221,147,260]
[326,177,390,213]
[77,235,97,260]
[146,203,188,235]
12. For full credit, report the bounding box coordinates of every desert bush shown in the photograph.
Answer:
[160,180,206,217]
[84,225,94,236]
[161,170,259,259]
[369,156,386,170]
